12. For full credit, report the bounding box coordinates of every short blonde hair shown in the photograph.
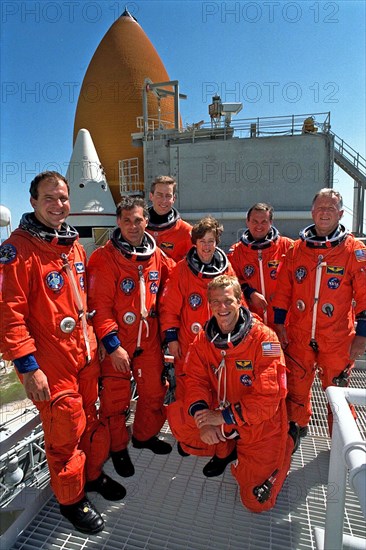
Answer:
[207,275,242,303]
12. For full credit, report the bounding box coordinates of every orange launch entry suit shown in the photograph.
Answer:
[228,227,293,328]
[180,308,294,512]
[0,214,109,505]
[273,225,366,430]
[160,246,236,399]
[146,207,192,262]
[87,231,173,453]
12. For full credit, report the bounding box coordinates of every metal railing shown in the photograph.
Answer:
[0,415,48,507]
[134,111,332,141]
[228,112,331,138]
[332,132,366,177]
[0,378,141,508]
[314,387,366,550]
[136,116,176,132]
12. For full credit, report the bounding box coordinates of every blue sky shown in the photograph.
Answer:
[1,0,365,238]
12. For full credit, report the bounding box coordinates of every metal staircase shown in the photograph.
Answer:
[331,132,366,236]
[332,132,366,186]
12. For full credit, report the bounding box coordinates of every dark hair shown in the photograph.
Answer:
[207,275,242,302]
[29,171,69,199]
[247,202,274,221]
[311,188,343,209]
[150,175,177,195]
[116,196,148,218]
[191,216,223,245]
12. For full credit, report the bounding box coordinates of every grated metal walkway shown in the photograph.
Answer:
[10,371,366,550]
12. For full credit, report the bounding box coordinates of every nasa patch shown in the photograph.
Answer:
[150,282,159,294]
[0,243,17,264]
[46,271,64,291]
[149,271,159,281]
[74,262,85,274]
[189,293,202,309]
[240,374,252,386]
[121,278,135,294]
[270,269,277,280]
[328,277,340,290]
[295,266,307,283]
[79,276,85,290]
[244,264,255,279]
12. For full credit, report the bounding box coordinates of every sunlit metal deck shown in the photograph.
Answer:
[1,366,365,550]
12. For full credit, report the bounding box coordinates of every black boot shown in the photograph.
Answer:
[60,498,104,534]
[289,421,300,454]
[85,472,126,501]
[132,435,172,455]
[177,442,190,457]
[203,448,237,477]
[299,425,308,438]
[111,448,135,477]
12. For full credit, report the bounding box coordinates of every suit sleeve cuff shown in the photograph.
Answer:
[165,328,179,343]
[222,406,236,424]
[241,283,256,300]
[102,332,121,354]
[356,319,366,337]
[274,308,287,324]
[188,400,209,417]
[13,354,39,374]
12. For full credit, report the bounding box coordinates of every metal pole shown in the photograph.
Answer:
[323,387,366,550]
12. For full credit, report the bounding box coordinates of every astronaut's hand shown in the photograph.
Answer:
[168,340,182,360]
[194,409,223,428]
[349,335,366,362]
[250,292,268,311]
[199,425,226,445]
[110,346,131,373]
[274,324,289,349]
[23,370,51,402]
[98,342,106,362]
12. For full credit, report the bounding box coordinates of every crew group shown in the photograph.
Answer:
[0,172,365,534]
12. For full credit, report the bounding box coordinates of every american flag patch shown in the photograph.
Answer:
[354,249,366,262]
[262,341,281,356]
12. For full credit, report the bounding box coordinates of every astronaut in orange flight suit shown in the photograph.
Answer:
[0,172,125,535]
[228,203,293,328]
[183,275,297,511]
[87,196,174,479]
[160,217,239,457]
[160,216,237,401]
[273,189,366,435]
[146,175,192,262]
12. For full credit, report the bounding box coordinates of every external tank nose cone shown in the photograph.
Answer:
[73,12,175,203]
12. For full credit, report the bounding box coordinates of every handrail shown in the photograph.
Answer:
[136,111,332,140]
[0,418,48,507]
[314,387,366,550]
[332,131,366,176]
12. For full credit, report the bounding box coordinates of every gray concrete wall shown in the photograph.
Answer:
[144,131,333,247]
